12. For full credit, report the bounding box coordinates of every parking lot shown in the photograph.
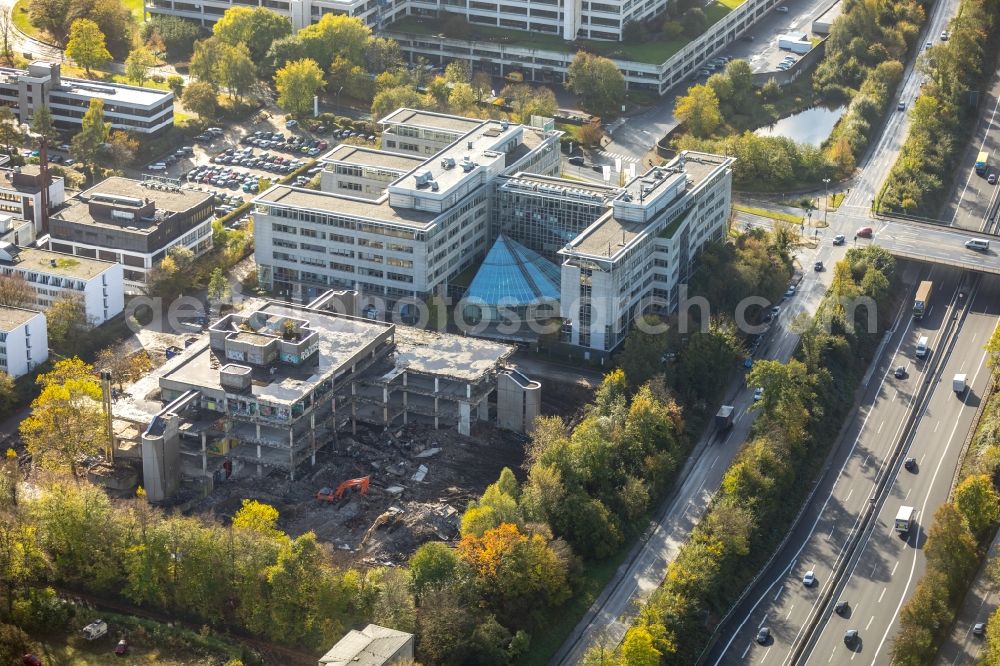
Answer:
[141,117,378,219]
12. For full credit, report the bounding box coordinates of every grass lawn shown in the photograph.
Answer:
[386,13,746,65]
[520,551,629,666]
[12,0,38,39]
[734,204,803,224]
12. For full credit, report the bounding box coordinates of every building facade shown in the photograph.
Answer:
[0,62,174,136]
[557,151,733,353]
[0,306,47,378]
[48,177,214,292]
[0,242,125,325]
[254,110,561,308]
[0,161,66,236]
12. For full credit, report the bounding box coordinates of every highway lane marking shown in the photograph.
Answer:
[758,613,768,628]
[904,488,911,500]
[950,84,1000,226]
[785,605,794,620]
[867,615,875,631]
[891,561,899,577]
[710,454,720,469]
[763,646,772,663]
[828,647,836,663]
[774,586,784,602]
[846,488,854,501]
[711,298,917,666]
[879,587,887,603]
[871,561,878,577]
[893,388,899,401]
[878,420,884,434]
[862,454,870,468]
[935,420,941,433]
[742,643,752,659]
[870,331,996,663]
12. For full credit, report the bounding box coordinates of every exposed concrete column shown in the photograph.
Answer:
[434,377,440,430]
[351,383,357,435]
[310,413,316,466]
[478,398,489,421]
[402,372,408,425]
[256,423,261,439]
[289,430,295,481]
[200,431,207,473]
[458,401,471,436]
[382,386,389,429]
[256,443,262,478]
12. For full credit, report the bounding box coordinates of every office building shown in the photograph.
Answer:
[0,62,173,136]
[557,151,734,353]
[254,109,561,307]
[0,242,124,325]
[145,0,404,31]
[0,159,65,236]
[0,306,47,378]
[48,177,214,292]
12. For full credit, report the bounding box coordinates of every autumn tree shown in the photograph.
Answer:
[20,359,105,476]
[954,474,1000,538]
[66,19,111,75]
[181,80,219,120]
[565,52,626,118]
[29,106,59,146]
[987,323,1000,369]
[102,130,139,169]
[925,502,979,597]
[0,274,34,308]
[0,7,13,64]
[674,84,722,138]
[275,58,325,117]
[124,46,157,85]
[47,295,93,357]
[207,267,230,303]
[212,6,290,63]
[71,99,109,183]
[0,106,20,153]
[95,348,152,391]
[217,42,257,102]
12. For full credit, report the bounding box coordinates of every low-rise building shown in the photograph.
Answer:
[48,177,214,292]
[0,62,173,136]
[0,161,65,236]
[0,306,47,377]
[319,624,414,666]
[0,242,124,325]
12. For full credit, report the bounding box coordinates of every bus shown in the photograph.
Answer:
[976,151,989,175]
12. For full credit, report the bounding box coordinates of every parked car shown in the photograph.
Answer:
[22,656,42,666]
[833,234,846,245]
[82,619,108,641]
[856,226,873,238]
[784,285,796,297]
[974,622,986,636]
[285,119,299,129]
[114,639,128,656]
[569,156,585,166]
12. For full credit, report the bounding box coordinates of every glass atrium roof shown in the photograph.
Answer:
[465,235,561,306]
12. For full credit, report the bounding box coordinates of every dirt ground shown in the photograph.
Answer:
[188,377,593,566]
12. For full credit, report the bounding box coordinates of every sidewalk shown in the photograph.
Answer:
[935,527,1000,665]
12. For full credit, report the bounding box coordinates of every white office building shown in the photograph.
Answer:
[0,243,125,325]
[254,109,561,307]
[48,177,214,292]
[0,306,47,378]
[0,62,174,136]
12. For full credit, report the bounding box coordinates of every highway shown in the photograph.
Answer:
[803,275,1000,665]
[710,265,967,664]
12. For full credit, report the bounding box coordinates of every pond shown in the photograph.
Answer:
[755,105,848,146]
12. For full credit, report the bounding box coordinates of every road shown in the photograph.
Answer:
[710,265,965,663]
[940,67,1000,232]
[936,525,1000,665]
[551,205,853,664]
[803,275,999,665]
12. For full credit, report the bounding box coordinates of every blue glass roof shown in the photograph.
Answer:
[465,235,561,306]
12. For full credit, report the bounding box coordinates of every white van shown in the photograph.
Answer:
[147,163,166,172]
[965,238,990,252]
[915,336,929,358]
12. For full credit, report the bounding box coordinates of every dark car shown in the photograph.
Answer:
[894,365,906,379]
[835,600,849,616]
[22,656,42,666]
[974,622,986,636]
[844,629,859,646]
[756,627,770,644]
[904,457,917,472]
[569,156,585,166]
[114,639,128,656]
[814,260,824,271]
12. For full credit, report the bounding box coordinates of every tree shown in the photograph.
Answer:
[190,37,225,89]
[297,14,370,70]
[207,267,230,303]
[501,84,556,124]
[329,56,372,100]
[181,81,218,121]
[20,359,105,476]
[577,122,604,148]
[90,0,135,59]
[409,541,461,596]
[954,474,1000,538]
[266,35,307,74]
[0,274,34,308]
[372,85,432,120]
[30,106,59,147]
[925,502,979,597]
[142,16,202,61]
[618,316,669,389]
[124,46,157,85]
[0,106,21,153]
[213,6,291,63]
[448,82,477,115]
[0,370,15,416]
[0,7,14,63]
[566,52,626,118]
[444,60,471,84]
[674,84,722,138]
[365,37,402,74]
[71,98,109,182]
[620,626,662,666]
[65,19,111,75]
[680,7,706,33]
[46,295,93,356]
[986,323,1000,369]
[217,43,257,102]
[275,58,325,118]
[102,130,139,168]
[94,348,152,391]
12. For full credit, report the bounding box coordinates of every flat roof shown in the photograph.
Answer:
[567,151,732,257]
[57,76,171,107]
[256,186,437,229]
[394,326,512,381]
[393,120,520,194]
[321,145,425,172]
[0,305,41,331]
[3,246,114,279]
[53,176,212,231]
[503,172,620,202]
[163,303,393,405]
[380,108,484,134]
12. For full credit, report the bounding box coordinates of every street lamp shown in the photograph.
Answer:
[823,178,831,228]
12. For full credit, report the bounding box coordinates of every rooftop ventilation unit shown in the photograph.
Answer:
[91,193,144,207]
[500,120,509,130]
[430,181,440,191]
[461,158,475,172]
[414,169,433,186]
[440,157,456,169]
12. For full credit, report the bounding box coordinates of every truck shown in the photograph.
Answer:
[953,373,967,393]
[81,619,107,641]
[913,280,933,319]
[977,151,990,175]
[895,506,915,534]
[715,405,735,430]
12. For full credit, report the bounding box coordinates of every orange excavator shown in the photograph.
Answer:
[317,476,370,502]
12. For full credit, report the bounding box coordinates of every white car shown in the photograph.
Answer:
[803,570,816,586]
[753,387,764,401]
[776,5,789,11]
